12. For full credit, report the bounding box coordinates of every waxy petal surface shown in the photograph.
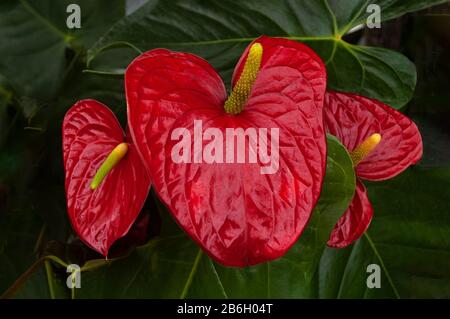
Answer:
[327,180,373,248]
[63,100,151,256]
[126,37,327,266]
[324,91,423,181]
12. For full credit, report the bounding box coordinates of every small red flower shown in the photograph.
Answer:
[324,91,423,248]
[126,36,328,266]
[62,100,151,256]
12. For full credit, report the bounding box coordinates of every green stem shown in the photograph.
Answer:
[364,232,401,298]
[82,69,125,76]
[87,41,143,67]
[44,261,56,299]
[33,224,46,254]
[24,126,45,132]
[179,249,203,299]
[70,271,79,300]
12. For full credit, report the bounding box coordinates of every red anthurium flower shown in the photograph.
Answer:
[126,36,328,266]
[324,91,423,248]
[62,100,151,256]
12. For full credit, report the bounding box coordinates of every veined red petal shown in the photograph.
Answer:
[62,100,151,256]
[324,91,423,181]
[328,180,373,248]
[126,36,327,266]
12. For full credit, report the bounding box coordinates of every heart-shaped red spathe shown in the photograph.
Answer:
[324,91,423,181]
[62,100,151,256]
[324,91,423,248]
[126,36,327,266]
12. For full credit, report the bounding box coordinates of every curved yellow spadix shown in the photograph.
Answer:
[90,143,129,190]
[224,43,263,115]
[350,133,382,167]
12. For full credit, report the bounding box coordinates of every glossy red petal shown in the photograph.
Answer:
[62,100,151,256]
[126,36,327,266]
[324,91,423,181]
[327,180,374,248]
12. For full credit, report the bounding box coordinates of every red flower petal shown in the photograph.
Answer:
[327,180,373,248]
[126,36,327,266]
[62,100,151,256]
[324,91,423,181]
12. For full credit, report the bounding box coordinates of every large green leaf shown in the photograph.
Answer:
[328,0,449,31]
[70,136,355,298]
[318,168,450,298]
[88,0,446,108]
[0,0,125,100]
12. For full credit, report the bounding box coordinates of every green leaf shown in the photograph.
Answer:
[72,136,355,298]
[318,168,450,298]
[323,42,417,108]
[88,0,444,108]
[328,0,449,33]
[0,0,125,100]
